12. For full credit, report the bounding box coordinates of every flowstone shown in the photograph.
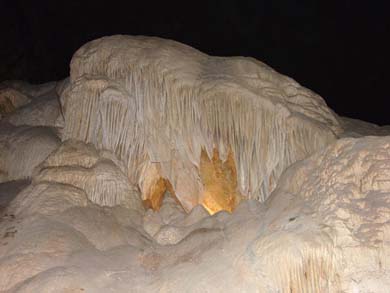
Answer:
[0,35,388,292]
[61,35,341,212]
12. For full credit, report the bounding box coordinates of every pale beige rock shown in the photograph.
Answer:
[110,205,144,228]
[0,80,57,117]
[0,80,66,129]
[0,36,389,293]
[340,116,390,137]
[254,136,390,292]
[55,77,70,97]
[143,209,163,237]
[56,206,149,250]
[0,80,57,99]
[39,139,100,169]
[8,182,88,217]
[0,214,95,291]
[61,35,341,210]
[0,125,60,183]
[5,96,61,127]
[0,179,30,211]
[0,88,30,115]
[0,252,68,292]
[34,140,143,210]
[1,134,390,292]
[143,195,224,245]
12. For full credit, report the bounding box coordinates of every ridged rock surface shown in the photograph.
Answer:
[0,125,60,183]
[0,80,65,127]
[34,140,143,210]
[0,136,388,292]
[0,35,388,292]
[61,35,341,210]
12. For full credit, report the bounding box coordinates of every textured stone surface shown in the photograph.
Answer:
[61,35,340,211]
[34,140,143,210]
[0,35,388,292]
[0,125,60,183]
[0,88,30,115]
[0,136,387,292]
[0,80,66,130]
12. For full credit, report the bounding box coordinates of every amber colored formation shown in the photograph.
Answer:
[142,178,181,211]
[200,148,241,214]
[141,148,241,214]
[142,178,168,211]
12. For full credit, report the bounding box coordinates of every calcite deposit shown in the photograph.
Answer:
[62,35,341,210]
[0,35,388,292]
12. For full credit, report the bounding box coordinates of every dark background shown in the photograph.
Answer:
[1,0,389,124]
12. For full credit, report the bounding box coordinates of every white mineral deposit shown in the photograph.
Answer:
[0,35,388,292]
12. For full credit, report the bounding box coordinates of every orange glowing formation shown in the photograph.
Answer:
[142,148,241,214]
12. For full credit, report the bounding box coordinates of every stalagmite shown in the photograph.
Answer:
[61,35,341,211]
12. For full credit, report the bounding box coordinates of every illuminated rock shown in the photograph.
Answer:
[199,148,241,214]
[61,35,341,212]
[0,113,389,293]
[0,35,388,292]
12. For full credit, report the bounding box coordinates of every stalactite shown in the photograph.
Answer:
[61,35,341,210]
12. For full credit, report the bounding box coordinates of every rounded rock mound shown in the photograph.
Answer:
[61,35,341,213]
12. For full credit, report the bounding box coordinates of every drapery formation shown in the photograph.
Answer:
[61,35,340,211]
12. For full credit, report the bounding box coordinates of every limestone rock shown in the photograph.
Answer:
[0,125,60,183]
[340,116,390,137]
[34,140,143,210]
[0,88,30,115]
[247,136,390,292]
[0,136,389,291]
[0,80,57,99]
[0,35,389,293]
[0,80,66,128]
[0,81,66,127]
[143,195,224,245]
[5,96,61,127]
[8,182,88,217]
[61,35,341,212]
[56,206,149,250]
[0,214,95,291]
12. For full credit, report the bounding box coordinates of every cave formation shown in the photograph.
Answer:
[0,35,389,292]
[61,35,339,211]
